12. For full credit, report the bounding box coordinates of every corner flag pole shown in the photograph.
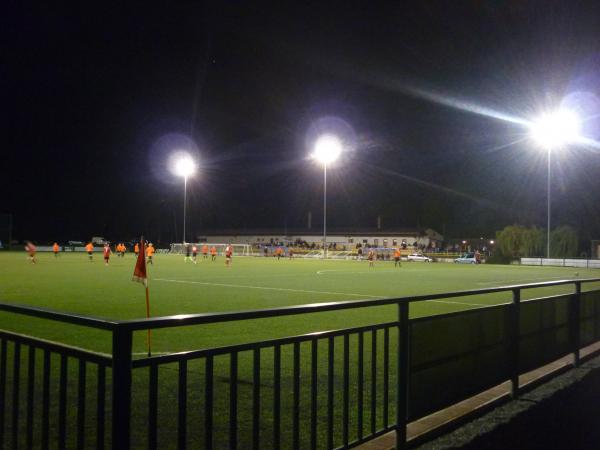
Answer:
[133,236,152,357]
[145,281,152,357]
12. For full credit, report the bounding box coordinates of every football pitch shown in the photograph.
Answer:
[2,251,600,448]
[0,251,595,355]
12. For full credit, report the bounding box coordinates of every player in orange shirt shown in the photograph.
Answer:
[202,244,209,259]
[103,243,111,266]
[52,242,60,257]
[134,243,139,257]
[275,246,283,260]
[85,242,94,261]
[210,246,217,261]
[25,241,37,264]
[394,248,402,268]
[146,243,155,265]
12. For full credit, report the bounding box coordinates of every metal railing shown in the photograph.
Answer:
[1,278,600,449]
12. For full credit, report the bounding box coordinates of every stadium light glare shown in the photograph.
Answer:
[529,109,580,259]
[173,154,197,178]
[312,135,343,165]
[529,109,581,150]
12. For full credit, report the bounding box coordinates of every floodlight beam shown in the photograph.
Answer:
[173,155,196,178]
[530,109,581,150]
[312,135,342,165]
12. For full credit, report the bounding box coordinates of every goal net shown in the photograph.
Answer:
[169,243,253,257]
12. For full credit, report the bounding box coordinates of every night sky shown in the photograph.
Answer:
[5,2,600,245]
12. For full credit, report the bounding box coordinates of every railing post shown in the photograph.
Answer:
[572,281,582,367]
[396,302,410,450]
[112,325,133,450]
[509,288,520,398]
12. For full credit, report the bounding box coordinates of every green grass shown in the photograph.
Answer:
[0,251,595,354]
[1,251,598,449]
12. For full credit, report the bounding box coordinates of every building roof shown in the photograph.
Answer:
[197,228,442,239]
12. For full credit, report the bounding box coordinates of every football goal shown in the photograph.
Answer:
[169,243,253,256]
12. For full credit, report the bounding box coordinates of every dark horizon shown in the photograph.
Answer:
[5,2,600,244]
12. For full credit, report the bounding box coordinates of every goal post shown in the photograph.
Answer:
[169,243,253,256]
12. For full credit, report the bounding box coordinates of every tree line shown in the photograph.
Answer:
[495,225,579,259]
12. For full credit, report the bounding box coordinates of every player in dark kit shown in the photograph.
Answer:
[225,244,232,268]
[25,241,37,264]
[103,244,111,266]
[192,245,198,264]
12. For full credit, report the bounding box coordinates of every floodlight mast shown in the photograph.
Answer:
[529,109,580,259]
[312,135,343,259]
[173,155,197,245]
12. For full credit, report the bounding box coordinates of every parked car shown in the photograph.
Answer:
[454,253,477,264]
[407,252,432,262]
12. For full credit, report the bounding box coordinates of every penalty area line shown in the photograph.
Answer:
[153,278,380,299]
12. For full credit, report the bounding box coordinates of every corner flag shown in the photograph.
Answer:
[132,238,147,285]
[132,237,152,356]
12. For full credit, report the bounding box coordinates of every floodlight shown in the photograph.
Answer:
[173,155,196,178]
[530,109,581,150]
[169,151,198,245]
[312,135,342,164]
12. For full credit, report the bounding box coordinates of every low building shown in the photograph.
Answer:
[194,228,443,250]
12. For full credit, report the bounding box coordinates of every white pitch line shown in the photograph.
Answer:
[426,299,489,307]
[316,269,400,275]
[132,352,170,356]
[475,276,567,286]
[153,278,380,299]
[154,277,492,308]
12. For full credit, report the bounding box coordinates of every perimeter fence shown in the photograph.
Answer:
[2,278,600,449]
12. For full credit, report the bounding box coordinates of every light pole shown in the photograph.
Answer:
[530,109,580,258]
[173,154,197,245]
[311,135,342,259]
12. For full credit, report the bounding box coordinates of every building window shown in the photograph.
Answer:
[374,239,379,246]
[349,238,354,244]
[393,239,397,246]
[383,239,388,247]
[363,239,368,244]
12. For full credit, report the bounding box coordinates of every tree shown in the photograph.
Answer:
[496,225,546,258]
[522,226,545,257]
[496,225,528,258]
[550,226,578,258]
